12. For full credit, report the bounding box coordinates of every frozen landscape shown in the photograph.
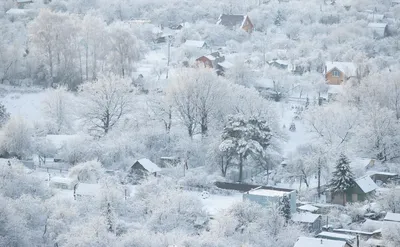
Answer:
[1,0,400,246]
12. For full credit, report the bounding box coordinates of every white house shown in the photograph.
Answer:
[75,183,101,198]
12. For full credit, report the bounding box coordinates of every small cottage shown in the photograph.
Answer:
[368,23,389,38]
[291,212,322,232]
[324,61,357,85]
[216,14,253,33]
[367,171,398,184]
[328,176,378,205]
[293,237,349,247]
[128,158,161,182]
[196,52,225,69]
[243,187,297,214]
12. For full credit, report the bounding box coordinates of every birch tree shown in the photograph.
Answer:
[78,74,135,135]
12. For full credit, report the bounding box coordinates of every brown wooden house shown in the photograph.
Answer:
[328,176,378,205]
[195,52,225,68]
[216,14,254,33]
[324,62,357,85]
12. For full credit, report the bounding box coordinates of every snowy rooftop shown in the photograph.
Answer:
[298,204,319,212]
[325,61,357,76]
[50,177,75,185]
[355,176,378,193]
[366,171,397,176]
[368,22,388,28]
[217,14,247,28]
[136,158,161,173]
[184,40,206,48]
[292,212,321,223]
[293,237,346,247]
[6,8,34,15]
[46,135,77,149]
[218,61,234,69]
[317,232,355,242]
[76,183,101,196]
[247,188,289,197]
[384,212,400,222]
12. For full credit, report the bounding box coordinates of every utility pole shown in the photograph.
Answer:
[166,36,171,79]
[317,158,321,198]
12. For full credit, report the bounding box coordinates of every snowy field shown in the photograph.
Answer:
[2,91,46,121]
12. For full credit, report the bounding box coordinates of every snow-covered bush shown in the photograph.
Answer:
[178,169,224,191]
[68,160,105,183]
[0,116,33,159]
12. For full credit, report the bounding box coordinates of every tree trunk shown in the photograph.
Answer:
[48,45,53,86]
[317,159,321,198]
[238,154,243,183]
[85,41,89,81]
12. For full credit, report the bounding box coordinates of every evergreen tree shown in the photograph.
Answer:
[219,115,272,182]
[280,196,291,223]
[0,103,10,127]
[330,154,355,205]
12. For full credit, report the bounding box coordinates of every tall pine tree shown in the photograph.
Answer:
[280,196,291,223]
[330,154,355,205]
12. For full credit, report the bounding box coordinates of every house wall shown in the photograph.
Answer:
[196,57,213,68]
[242,17,254,33]
[243,190,297,214]
[326,70,345,85]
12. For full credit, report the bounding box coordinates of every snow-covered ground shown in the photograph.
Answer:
[187,191,243,215]
[3,91,46,121]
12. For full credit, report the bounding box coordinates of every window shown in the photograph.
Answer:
[332,70,340,77]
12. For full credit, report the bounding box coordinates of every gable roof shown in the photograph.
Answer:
[368,22,388,28]
[292,212,321,223]
[217,14,247,28]
[384,212,400,222]
[218,61,233,69]
[355,176,378,193]
[294,237,347,247]
[298,204,319,212]
[135,158,161,173]
[184,40,206,48]
[325,61,357,77]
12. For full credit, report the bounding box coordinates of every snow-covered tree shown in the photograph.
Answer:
[280,196,291,223]
[219,115,272,182]
[0,117,33,159]
[330,154,355,205]
[0,102,10,127]
[78,74,135,135]
[68,160,105,182]
[42,86,74,134]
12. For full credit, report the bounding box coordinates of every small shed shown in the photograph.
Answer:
[368,23,389,38]
[324,61,357,85]
[291,212,322,232]
[128,158,161,181]
[50,177,76,190]
[243,187,297,214]
[293,237,349,247]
